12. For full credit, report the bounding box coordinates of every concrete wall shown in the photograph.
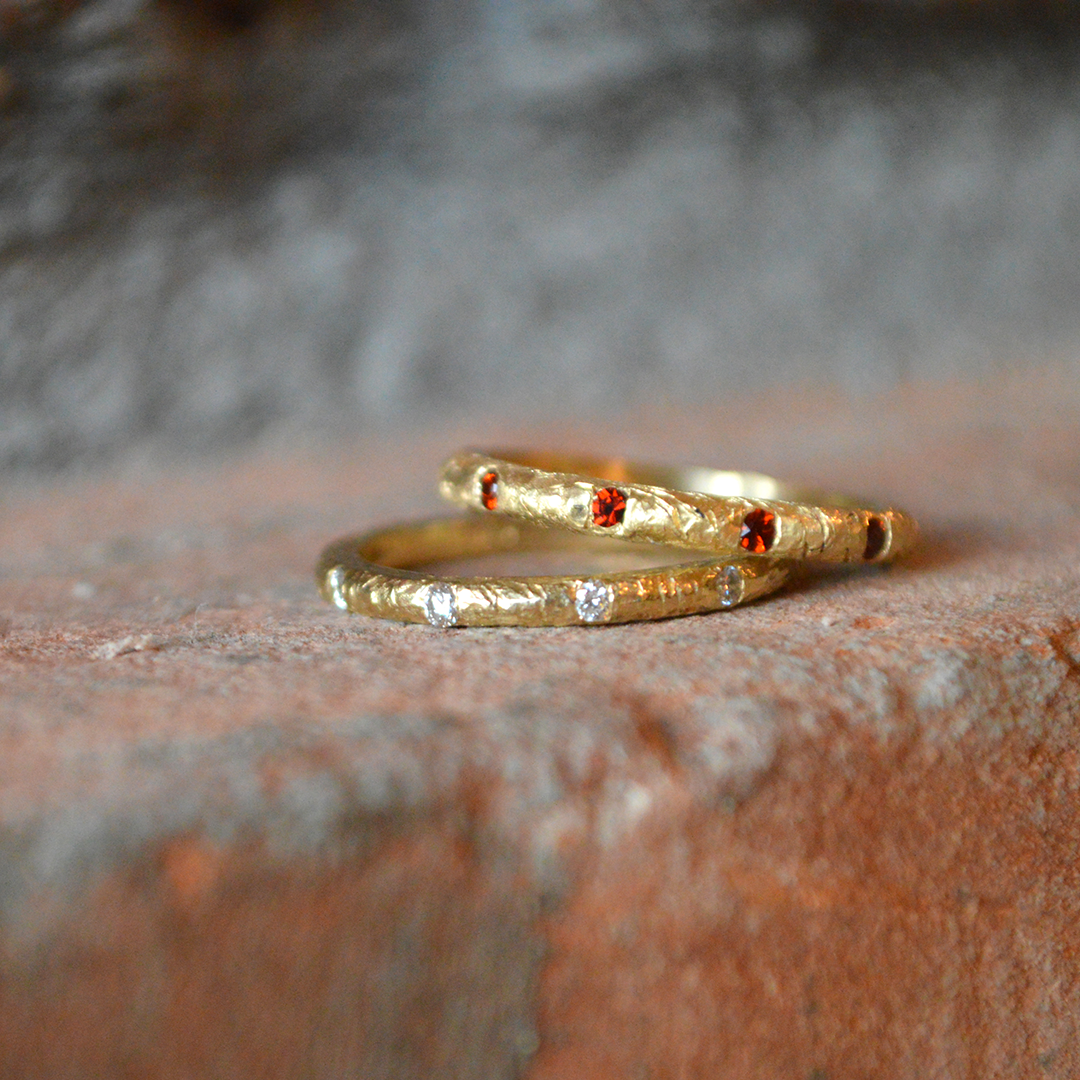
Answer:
[1,0,1078,470]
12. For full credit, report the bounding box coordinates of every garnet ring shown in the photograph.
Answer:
[438,450,918,566]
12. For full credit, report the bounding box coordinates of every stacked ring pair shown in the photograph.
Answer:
[316,451,918,628]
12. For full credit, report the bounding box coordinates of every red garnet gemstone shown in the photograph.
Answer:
[739,508,776,553]
[480,470,499,511]
[864,515,887,560]
[591,487,627,527]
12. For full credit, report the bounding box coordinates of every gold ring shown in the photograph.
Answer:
[438,450,917,564]
[316,516,791,627]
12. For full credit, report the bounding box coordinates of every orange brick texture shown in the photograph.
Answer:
[1,368,1079,1079]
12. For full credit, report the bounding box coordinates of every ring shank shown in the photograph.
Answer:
[317,516,791,627]
[439,450,919,564]
[475,452,827,503]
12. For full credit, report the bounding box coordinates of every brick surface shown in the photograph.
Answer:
[1,368,1080,1078]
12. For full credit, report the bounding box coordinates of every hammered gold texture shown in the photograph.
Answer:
[439,451,918,564]
[316,517,791,627]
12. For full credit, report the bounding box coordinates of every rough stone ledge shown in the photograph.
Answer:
[1,368,1079,1079]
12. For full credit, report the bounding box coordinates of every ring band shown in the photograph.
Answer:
[438,451,918,564]
[316,517,791,627]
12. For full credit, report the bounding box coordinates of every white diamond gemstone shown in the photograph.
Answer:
[717,565,744,608]
[327,566,349,611]
[574,579,614,623]
[569,498,591,526]
[425,584,459,628]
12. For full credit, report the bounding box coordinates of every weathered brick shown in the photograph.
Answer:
[1,369,1079,1078]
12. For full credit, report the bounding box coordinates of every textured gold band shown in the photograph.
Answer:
[316,516,791,627]
[439,451,918,564]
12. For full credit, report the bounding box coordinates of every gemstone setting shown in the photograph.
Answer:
[864,516,887,561]
[425,584,459,628]
[592,487,627,528]
[569,497,591,526]
[327,566,348,611]
[739,508,776,553]
[480,470,499,511]
[575,579,614,623]
[716,565,744,608]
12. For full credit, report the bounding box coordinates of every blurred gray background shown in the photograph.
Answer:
[1,0,1078,471]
